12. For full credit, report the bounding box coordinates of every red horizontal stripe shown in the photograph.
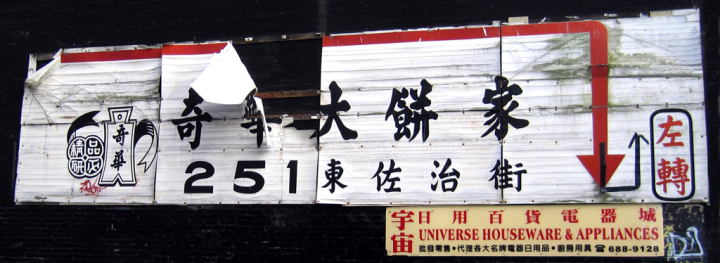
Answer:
[162,43,228,55]
[323,27,501,47]
[61,49,161,63]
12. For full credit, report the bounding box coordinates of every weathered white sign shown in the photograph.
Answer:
[17,46,162,203]
[316,9,707,205]
[15,9,707,206]
[153,43,318,204]
[316,28,503,205]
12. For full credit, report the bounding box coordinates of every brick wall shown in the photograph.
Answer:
[1,1,717,262]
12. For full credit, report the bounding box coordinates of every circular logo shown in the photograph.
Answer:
[67,135,105,178]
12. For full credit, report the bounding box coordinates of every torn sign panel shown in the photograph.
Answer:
[189,42,270,146]
[17,46,162,204]
[155,43,317,204]
[191,43,258,105]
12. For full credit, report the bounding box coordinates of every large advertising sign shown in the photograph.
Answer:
[385,204,664,257]
[16,9,707,205]
[316,9,707,205]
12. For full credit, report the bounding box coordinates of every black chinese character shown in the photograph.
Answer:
[110,150,125,171]
[172,88,213,149]
[385,79,438,142]
[489,159,526,192]
[431,158,460,192]
[322,159,347,193]
[482,76,529,141]
[312,82,358,140]
[241,118,281,148]
[113,124,129,146]
[242,89,259,118]
[372,159,402,192]
[419,245,427,252]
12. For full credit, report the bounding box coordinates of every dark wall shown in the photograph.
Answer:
[1,1,717,262]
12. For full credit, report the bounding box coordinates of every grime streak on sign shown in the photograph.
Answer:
[317,12,708,204]
[502,21,624,188]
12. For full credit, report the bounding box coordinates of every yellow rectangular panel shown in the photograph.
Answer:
[386,204,662,257]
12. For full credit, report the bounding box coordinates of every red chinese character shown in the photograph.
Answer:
[562,209,579,223]
[391,210,414,230]
[639,208,657,222]
[657,115,684,147]
[453,210,467,224]
[489,210,503,224]
[601,209,616,223]
[391,233,414,253]
[418,211,431,224]
[656,157,690,195]
[525,210,540,224]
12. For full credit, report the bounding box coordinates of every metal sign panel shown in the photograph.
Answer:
[501,10,707,204]
[385,204,664,257]
[317,9,707,204]
[317,27,503,204]
[16,46,162,204]
[153,43,318,204]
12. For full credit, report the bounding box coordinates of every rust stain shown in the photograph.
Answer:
[255,90,320,99]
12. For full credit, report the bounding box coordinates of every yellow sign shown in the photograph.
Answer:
[386,204,663,257]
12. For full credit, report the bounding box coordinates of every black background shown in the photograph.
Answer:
[1,1,717,262]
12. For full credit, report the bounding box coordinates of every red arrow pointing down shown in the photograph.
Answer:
[503,22,624,187]
[326,22,625,187]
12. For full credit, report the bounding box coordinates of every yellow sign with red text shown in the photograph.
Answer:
[386,204,663,256]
